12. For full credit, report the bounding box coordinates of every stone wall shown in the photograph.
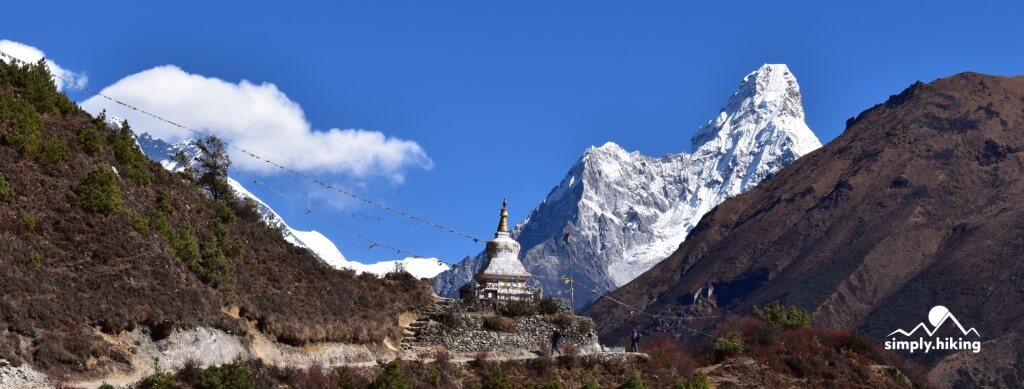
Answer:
[415,310,600,354]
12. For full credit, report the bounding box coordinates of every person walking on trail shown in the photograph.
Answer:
[629,328,642,353]
[551,330,562,355]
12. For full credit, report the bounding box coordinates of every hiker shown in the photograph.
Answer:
[629,328,642,352]
[551,329,562,355]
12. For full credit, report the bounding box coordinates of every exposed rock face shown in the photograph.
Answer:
[585,72,1024,387]
[435,64,820,310]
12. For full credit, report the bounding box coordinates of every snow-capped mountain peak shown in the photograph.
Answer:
[435,64,821,310]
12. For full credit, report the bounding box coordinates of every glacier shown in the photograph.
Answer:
[434,64,821,309]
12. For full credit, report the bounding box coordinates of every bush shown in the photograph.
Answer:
[215,203,235,223]
[195,235,235,289]
[425,366,442,387]
[714,332,745,360]
[37,136,69,165]
[133,216,151,233]
[19,212,36,232]
[73,166,122,212]
[139,371,177,389]
[480,367,512,389]
[542,378,562,389]
[0,90,42,153]
[77,125,103,155]
[620,371,646,389]
[368,360,411,389]
[754,301,812,329]
[107,121,150,184]
[645,336,697,373]
[582,378,600,389]
[0,174,13,204]
[483,316,517,333]
[168,224,200,263]
[27,252,42,267]
[538,298,563,315]
[501,300,536,317]
[0,58,76,115]
[195,358,253,389]
[673,372,710,389]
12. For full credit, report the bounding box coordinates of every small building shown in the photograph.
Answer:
[474,200,541,303]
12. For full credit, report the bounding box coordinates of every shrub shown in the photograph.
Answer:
[195,235,235,289]
[483,316,517,333]
[195,358,253,389]
[0,91,42,153]
[425,366,442,387]
[673,372,711,389]
[501,300,536,317]
[27,252,42,267]
[582,378,600,389]
[538,298,562,315]
[107,120,150,184]
[645,336,697,373]
[754,301,812,329]
[19,212,36,232]
[559,344,580,368]
[542,378,563,389]
[368,360,411,389]
[215,203,235,223]
[77,125,103,155]
[139,371,177,389]
[73,166,122,212]
[714,332,745,360]
[98,384,115,389]
[37,136,69,165]
[620,371,646,389]
[0,174,13,204]
[480,367,512,389]
[133,216,151,233]
[471,351,491,369]
[209,219,244,257]
[2,58,76,115]
[168,224,200,263]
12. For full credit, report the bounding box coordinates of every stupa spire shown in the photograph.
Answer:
[497,198,509,234]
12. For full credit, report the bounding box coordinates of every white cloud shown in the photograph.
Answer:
[80,65,431,180]
[0,40,88,90]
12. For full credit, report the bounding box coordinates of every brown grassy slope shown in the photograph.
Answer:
[0,71,433,375]
[585,72,1024,386]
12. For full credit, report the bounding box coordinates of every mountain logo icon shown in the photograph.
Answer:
[888,305,980,337]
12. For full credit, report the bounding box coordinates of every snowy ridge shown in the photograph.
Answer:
[435,64,821,309]
[132,131,448,279]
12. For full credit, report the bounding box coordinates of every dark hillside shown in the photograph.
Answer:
[586,72,1024,387]
[0,59,432,377]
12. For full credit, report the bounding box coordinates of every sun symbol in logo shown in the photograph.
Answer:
[928,305,950,327]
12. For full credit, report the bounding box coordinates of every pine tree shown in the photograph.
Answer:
[195,135,232,202]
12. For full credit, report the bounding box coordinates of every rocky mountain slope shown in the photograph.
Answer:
[0,59,432,381]
[586,72,1024,387]
[136,132,449,279]
[435,64,821,309]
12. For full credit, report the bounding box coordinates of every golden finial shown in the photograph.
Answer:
[497,198,509,233]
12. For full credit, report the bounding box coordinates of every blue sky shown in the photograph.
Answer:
[4,1,1023,264]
